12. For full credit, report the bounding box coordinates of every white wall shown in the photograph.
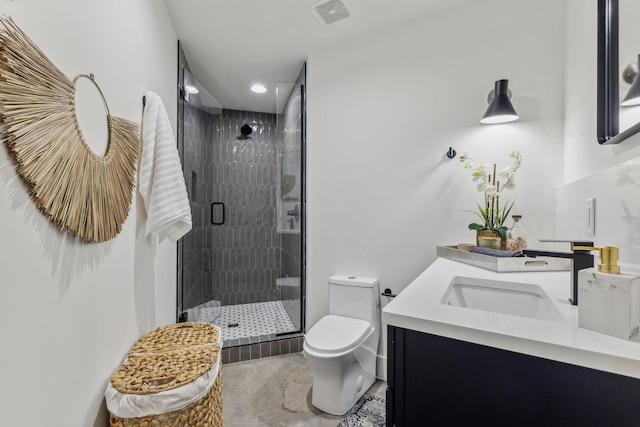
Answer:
[556,158,640,268]
[0,1,177,426]
[306,0,566,375]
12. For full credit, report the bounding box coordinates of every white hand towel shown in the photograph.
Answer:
[139,91,192,242]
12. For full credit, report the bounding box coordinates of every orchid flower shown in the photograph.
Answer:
[459,151,522,237]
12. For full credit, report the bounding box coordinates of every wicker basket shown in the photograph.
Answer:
[108,323,222,427]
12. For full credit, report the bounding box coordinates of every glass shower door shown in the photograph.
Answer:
[276,79,305,334]
[176,57,306,356]
[178,67,222,323]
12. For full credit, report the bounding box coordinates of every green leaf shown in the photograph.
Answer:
[495,226,508,240]
[476,203,490,223]
[498,202,514,226]
[468,223,486,231]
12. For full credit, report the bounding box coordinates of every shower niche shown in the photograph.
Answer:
[176,47,305,363]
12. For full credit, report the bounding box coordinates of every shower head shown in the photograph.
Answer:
[237,124,253,140]
[241,124,253,136]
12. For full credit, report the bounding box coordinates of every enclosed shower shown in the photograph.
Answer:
[176,49,305,363]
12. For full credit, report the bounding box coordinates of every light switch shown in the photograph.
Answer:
[586,198,595,235]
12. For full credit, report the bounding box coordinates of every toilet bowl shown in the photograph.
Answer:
[303,275,380,415]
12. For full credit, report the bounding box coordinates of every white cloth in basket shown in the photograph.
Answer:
[104,327,221,418]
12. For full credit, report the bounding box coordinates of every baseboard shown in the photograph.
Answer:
[376,354,387,381]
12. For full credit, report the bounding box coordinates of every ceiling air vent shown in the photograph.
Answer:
[309,0,353,26]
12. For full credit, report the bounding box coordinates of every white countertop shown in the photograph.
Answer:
[382,257,640,379]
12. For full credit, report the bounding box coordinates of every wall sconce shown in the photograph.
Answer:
[480,79,519,124]
[621,54,640,107]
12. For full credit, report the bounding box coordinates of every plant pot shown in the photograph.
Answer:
[476,229,505,250]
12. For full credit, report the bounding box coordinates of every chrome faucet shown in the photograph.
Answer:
[523,240,594,305]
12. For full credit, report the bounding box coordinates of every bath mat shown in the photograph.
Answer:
[338,394,385,427]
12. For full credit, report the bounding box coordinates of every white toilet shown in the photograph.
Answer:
[303,275,380,415]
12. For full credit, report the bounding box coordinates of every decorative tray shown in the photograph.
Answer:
[436,245,572,273]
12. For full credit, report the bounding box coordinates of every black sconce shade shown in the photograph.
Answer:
[481,79,519,124]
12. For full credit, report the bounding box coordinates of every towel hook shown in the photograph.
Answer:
[446,147,457,159]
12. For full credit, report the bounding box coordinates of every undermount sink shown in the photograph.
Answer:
[440,276,564,322]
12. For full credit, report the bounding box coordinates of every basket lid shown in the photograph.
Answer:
[129,322,219,355]
[111,346,219,395]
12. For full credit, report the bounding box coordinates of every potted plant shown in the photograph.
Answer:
[459,151,522,248]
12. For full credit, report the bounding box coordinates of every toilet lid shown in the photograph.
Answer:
[305,315,370,353]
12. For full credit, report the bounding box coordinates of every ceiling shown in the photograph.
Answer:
[163,0,475,113]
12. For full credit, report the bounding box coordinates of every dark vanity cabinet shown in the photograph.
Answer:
[386,325,640,426]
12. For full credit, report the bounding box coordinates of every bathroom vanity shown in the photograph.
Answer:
[383,257,640,426]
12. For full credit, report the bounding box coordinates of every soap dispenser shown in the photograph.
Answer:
[506,215,528,251]
[575,245,640,340]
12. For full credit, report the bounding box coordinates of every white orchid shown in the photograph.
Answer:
[503,180,516,190]
[482,183,497,197]
[460,151,522,238]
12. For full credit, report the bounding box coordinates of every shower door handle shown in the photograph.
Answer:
[211,202,225,225]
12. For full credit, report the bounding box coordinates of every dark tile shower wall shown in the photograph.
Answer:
[221,335,304,365]
[213,109,281,306]
[182,103,219,310]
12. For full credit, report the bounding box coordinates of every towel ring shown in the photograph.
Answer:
[72,73,114,160]
[73,73,111,117]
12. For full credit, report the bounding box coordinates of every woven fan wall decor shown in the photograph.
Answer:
[0,17,140,243]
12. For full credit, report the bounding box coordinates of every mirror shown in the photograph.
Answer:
[618,0,640,134]
[598,0,640,144]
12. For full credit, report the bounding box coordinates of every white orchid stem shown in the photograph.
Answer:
[490,164,496,227]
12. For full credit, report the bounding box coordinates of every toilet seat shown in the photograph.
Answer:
[305,315,370,354]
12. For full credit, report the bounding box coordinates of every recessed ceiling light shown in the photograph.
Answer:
[184,85,199,94]
[251,84,267,94]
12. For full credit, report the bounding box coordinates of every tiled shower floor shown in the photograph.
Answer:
[189,301,297,345]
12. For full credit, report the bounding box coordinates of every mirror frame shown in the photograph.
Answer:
[597,0,618,144]
[598,0,640,144]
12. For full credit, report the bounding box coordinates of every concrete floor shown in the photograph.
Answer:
[221,352,387,427]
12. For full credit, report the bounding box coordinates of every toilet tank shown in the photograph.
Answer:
[328,275,380,328]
